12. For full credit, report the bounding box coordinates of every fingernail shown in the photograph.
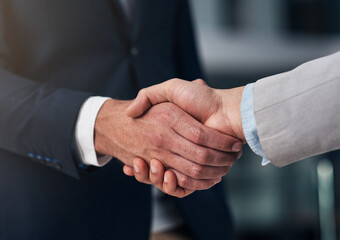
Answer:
[134,165,140,173]
[164,175,169,183]
[151,163,158,174]
[232,142,242,152]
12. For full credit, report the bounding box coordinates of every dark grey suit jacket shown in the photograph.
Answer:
[0,1,233,239]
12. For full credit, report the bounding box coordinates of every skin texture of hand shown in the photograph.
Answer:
[126,79,246,141]
[123,79,245,197]
[95,99,241,190]
[123,158,196,198]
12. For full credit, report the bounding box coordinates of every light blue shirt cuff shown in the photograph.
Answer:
[241,83,270,166]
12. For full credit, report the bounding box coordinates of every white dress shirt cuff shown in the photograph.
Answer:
[75,96,112,167]
[241,83,270,166]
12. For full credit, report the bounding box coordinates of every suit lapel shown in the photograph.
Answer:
[131,0,146,41]
[132,0,170,43]
[108,0,132,49]
[108,0,158,47]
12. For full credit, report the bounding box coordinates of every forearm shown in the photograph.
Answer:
[253,51,340,166]
[0,67,92,178]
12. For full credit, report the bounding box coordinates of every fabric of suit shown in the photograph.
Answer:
[0,0,233,239]
[253,51,340,167]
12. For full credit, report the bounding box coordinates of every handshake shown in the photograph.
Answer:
[95,79,246,198]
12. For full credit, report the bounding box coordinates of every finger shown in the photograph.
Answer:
[172,170,222,190]
[133,158,151,185]
[170,132,239,167]
[162,152,232,180]
[148,162,193,198]
[126,79,183,118]
[163,170,194,198]
[137,159,194,198]
[163,170,177,193]
[149,159,166,187]
[123,165,135,176]
[172,112,242,152]
[193,79,208,86]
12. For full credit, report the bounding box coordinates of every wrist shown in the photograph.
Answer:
[94,99,131,156]
[74,96,111,166]
[218,87,246,142]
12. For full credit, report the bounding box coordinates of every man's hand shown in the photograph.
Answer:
[95,99,241,190]
[123,158,196,198]
[123,79,246,197]
[126,79,246,141]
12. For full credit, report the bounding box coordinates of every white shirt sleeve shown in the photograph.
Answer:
[74,96,112,167]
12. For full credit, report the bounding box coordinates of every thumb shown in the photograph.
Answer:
[126,89,154,118]
[126,80,174,118]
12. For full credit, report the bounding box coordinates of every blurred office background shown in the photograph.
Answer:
[189,0,340,239]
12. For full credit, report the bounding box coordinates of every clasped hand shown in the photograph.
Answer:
[95,79,245,198]
[122,79,246,197]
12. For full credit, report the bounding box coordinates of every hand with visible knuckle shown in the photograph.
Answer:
[178,176,189,189]
[191,165,203,179]
[122,79,247,196]
[113,98,237,195]
[96,100,228,187]
[197,149,209,164]
[192,127,205,144]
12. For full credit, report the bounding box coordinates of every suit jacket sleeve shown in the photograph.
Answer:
[253,51,340,167]
[0,22,92,179]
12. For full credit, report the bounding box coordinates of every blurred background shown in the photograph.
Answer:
[189,0,340,239]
